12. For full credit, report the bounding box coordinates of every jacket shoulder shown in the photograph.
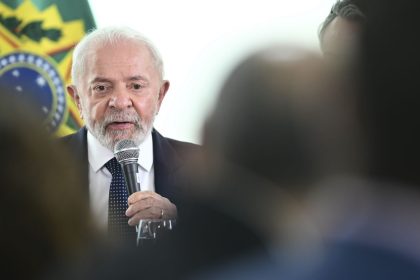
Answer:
[165,138,201,160]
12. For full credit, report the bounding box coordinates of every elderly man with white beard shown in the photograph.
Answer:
[62,27,199,242]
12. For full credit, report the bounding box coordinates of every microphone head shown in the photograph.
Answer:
[114,139,139,164]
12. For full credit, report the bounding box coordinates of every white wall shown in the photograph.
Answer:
[88,0,336,144]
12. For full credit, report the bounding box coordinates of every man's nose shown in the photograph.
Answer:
[109,88,132,109]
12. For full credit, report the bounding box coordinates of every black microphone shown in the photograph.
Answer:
[114,139,140,195]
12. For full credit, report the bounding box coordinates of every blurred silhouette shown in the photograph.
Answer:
[200,0,420,279]
[0,90,95,279]
[275,1,420,278]
[190,0,420,278]
[320,0,420,275]
[185,45,366,279]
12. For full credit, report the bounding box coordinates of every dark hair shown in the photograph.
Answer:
[319,0,366,41]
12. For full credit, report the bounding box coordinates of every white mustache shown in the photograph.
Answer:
[103,111,141,127]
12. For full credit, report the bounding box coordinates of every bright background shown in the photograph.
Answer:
[87,0,336,144]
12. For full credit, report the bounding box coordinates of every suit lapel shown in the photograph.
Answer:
[152,129,182,200]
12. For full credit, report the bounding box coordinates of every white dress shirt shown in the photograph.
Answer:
[87,131,155,230]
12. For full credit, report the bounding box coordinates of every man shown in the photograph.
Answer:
[318,0,366,62]
[62,27,198,240]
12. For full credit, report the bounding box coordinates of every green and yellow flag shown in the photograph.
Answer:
[0,0,95,136]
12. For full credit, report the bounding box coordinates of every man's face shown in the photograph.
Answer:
[69,40,169,150]
[321,16,362,63]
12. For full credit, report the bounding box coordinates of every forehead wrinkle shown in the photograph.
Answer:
[89,77,113,84]
[88,75,150,86]
[127,75,149,82]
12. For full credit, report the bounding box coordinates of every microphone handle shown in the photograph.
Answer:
[121,163,141,195]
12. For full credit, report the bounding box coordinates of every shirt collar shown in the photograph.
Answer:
[138,132,154,172]
[87,131,154,172]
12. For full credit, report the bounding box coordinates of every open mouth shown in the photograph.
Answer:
[106,121,134,130]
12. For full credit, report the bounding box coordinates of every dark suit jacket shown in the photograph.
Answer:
[57,130,268,279]
[59,127,200,204]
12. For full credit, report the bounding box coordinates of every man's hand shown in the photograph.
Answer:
[125,191,177,226]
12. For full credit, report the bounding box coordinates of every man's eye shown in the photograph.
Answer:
[94,85,107,91]
[132,83,142,90]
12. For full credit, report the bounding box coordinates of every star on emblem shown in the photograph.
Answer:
[36,75,46,87]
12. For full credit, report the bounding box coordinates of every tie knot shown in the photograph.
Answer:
[105,157,121,177]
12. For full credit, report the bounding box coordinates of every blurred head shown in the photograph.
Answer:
[319,0,366,62]
[0,91,93,278]
[203,46,364,189]
[68,27,169,150]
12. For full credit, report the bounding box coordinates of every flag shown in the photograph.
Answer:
[0,0,95,136]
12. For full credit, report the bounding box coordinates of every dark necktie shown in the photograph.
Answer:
[105,157,135,240]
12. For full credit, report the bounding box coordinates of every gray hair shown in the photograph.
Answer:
[318,0,366,41]
[71,26,164,86]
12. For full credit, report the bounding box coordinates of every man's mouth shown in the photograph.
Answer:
[106,121,134,130]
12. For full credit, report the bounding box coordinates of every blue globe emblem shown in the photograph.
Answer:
[0,51,67,132]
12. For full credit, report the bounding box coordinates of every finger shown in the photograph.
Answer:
[127,191,162,205]
[126,196,156,216]
[128,206,162,226]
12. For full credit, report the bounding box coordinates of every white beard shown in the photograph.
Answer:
[82,107,155,151]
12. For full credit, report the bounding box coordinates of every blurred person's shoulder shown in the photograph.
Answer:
[56,128,88,168]
[59,127,87,144]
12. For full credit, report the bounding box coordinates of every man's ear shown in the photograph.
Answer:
[156,80,170,112]
[67,85,83,119]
